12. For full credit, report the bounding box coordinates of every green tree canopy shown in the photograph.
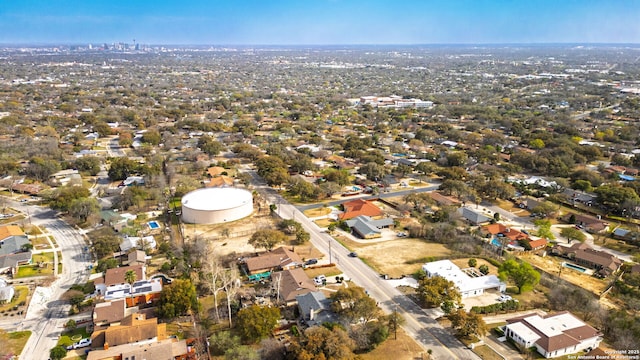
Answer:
[248,229,288,251]
[416,275,461,308]
[560,227,587,243]
[498,259,540,294]
[289,326,356,360]
[330,286,380,324]
[235,305,281,343]
[158,279,200,319]
[198,135,224,156]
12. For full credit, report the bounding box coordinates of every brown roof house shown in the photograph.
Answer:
[565,213,609,233]
[87,337,196,360]
[93,299,127,328]
[339,199,383,220]
[505,311,602,358]
[271,268,316,305]
[95,264,145,296]
[551,243,622,277]
[91,313,167,350]
[244,247,303,275]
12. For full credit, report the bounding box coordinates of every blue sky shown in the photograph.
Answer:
[1,0,639,45]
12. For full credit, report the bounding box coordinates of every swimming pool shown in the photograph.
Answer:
[491,238,502,247]
[562,262,587,273]
[148,221,160,230]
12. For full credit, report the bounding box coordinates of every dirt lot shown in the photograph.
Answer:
[358,328,425,360]
[523,253,608,295]
[336,235,452,277]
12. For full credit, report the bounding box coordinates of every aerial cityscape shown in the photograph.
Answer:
[1,2,640,360]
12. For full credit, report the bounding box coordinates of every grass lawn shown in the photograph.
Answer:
[334,236,452,277]
[358,328,424,360]
[2,331,31,357]
[304,265,343,279]
[0,286,29,312]
[32,252,55,264]
[313,218,333,227]
[472,344,505,360]
[31,235,52,248]
[57,326,91,347]
[15,264,54,278]
[303,207,332,217]
[597,238,638,254]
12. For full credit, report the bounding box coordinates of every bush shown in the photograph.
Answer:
[468,258,477,268]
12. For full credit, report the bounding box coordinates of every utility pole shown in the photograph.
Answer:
[329,238,332,264]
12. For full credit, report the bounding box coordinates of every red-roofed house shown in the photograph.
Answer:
[339,199,383,220]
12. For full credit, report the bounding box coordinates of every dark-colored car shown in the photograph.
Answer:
[348,252,358,258]
[305,258,318,265]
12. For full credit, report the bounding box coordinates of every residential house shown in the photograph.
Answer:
[459,207,493,225]
[104,278,163,307]
[91,313,166,349]
[206,166,227,177]
[0,278,14,303]
[428,191,461,207]
[205,175,234,187]
[244,247,303,275]
[504,311,602,358]
[522,238,549,252]
[127,250,148,266]
[561,190,597,206]
[551,243,622,277]
[339,199,383,220]
[93,299,127,327]
[95,264,145,296]
[345,215,394,238]
[120,235,156,252]
[422,260,506,298]
[271,268,316,305]
[87,337,196,360]
[297,291,337,327]
[564,213,609,233]
[0,225,32,274]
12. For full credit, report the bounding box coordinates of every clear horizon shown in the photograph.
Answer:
[1,0,639,45]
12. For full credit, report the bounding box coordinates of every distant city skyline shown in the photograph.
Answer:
[1,0,639,45]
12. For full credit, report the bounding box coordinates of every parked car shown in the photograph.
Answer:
[67,338,92,350]
[498,294,513,302]
[348,252,358,258]
[314,275,326,286]
[305,258,318,266]
[396,232,407,237]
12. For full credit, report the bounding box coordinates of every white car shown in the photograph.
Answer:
[67,338,92,350]
[314,275,326,286]
[498,294,513,302]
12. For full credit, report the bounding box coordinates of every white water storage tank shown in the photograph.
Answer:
[181,187,253,224]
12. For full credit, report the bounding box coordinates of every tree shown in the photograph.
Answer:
[385,308,405,340]
[125,270,137,287]
[49,186,91,212]
[595,184,640,212]
[235,305,281,343]
[416,276,461,308]
[529,138,545,149]
[295,229,310,245]
[468,258,477,268]
[534,219,555,240]
[74,156,101,176]
[448,309,488,338]
[358,162,387,181]
[498,259,540,294]
[50,346,67,360]
[288,326,356,360]
[330,286,380,323]
[210,331,240,356]
[141,129,161,145]
[479,264,490,275]
[560,227,587,243]
[198,135,224,155]
[225,346,259,360]
[158,279,200,319]
[108,157,140,181]
[68,197,100,224]
[248,229,288,251]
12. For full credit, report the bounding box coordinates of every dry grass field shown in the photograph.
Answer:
[335,235,453,277]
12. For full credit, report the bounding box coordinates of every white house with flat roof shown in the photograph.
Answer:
[422,259,506,298]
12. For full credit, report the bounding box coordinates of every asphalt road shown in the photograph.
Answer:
[1,199,92,360]
[244,169,479,359]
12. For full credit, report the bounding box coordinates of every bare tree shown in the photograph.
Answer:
[202,247,225,323]
[221,266,241,328]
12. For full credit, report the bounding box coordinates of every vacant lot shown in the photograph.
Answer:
[523,253,608,295]
[358,328,425,360]
[336,235,452,277]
